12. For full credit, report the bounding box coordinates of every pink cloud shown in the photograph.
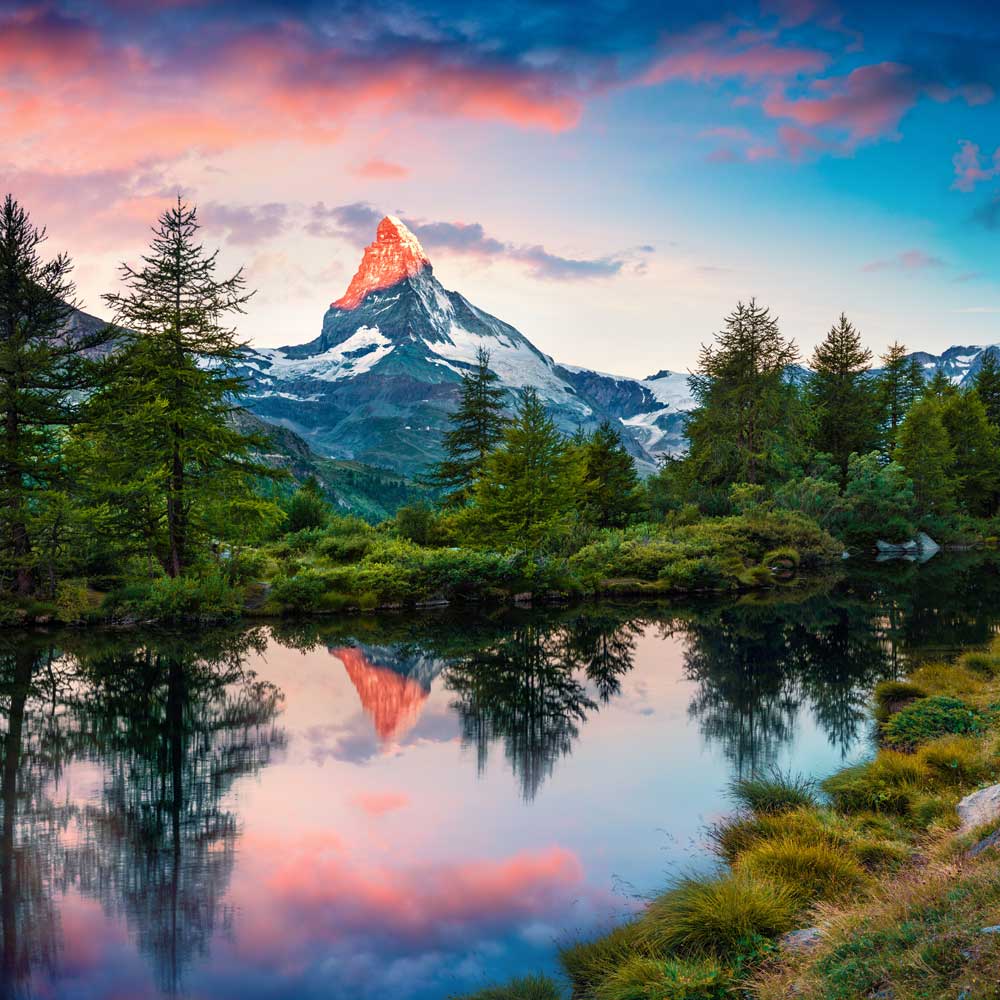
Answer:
[350,791,411,817]
[355,159,410,180]
[862,248,945,272]
[952,140,1000,192]
[763,62,918,144]
[644,35,828,85]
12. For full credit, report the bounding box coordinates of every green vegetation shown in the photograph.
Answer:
[450,975,562,1000]
[4,191,1000,628]
[462,630,1000,999]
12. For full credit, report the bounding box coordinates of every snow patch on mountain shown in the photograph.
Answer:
[253,327,394,382]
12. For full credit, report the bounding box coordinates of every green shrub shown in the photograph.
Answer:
[449,974,561,1000]
[822,753,930,814]
[872,680,927,722]
[107,570,242,621]
[882,695,985,749]
[269,570,328,612]
[318,531,376,563]
[908,663,985,700]
[593,955,731,1000]
[735,836,870,904]
[55,578,94,621]
[640,873,798,958]
[730,770,817,815]
[763,546,800,569]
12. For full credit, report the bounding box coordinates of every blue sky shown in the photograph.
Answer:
[3,0,1000,374]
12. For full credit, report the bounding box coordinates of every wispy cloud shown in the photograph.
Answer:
[862,248,945,272]
[307,202,649,281]
[202,202,289,245]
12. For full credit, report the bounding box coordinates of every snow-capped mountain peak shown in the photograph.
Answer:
[332,215,431,310]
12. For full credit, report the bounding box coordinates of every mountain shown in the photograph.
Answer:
[236,216,692,476]
[904,344,1000,386]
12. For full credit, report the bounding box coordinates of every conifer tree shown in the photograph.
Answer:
[894,396,955,516]
[941,391,1000,516]
[581,420,641,528]
[472,387,579,549]
[0,195,110,596]
[76,199,277,576]
[427,346,507,503]
[972,348,1000,426]
[686,299,803,490]
[925,367,957,400]
[808,314,878,480]
[875,342,923,446]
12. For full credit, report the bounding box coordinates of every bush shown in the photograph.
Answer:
[269,570,328,612]
[730,770,817,815]
[763,546,800,569]
[55,578,94,621]
[735,836,870,905]
[640,873,798,958]
[882,695,985,749]
[822,753,930,814]
[449,975,561,1000]
[593,955,731,1000]
[873,680,927,722]
[108,570,242,621]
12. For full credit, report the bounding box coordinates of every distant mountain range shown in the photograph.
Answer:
[69,215,1000,489]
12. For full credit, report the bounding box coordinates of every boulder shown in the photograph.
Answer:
[780,927,822,953]
[916,531,940,556]
[876,539,918,554]
[957,783,1000,832]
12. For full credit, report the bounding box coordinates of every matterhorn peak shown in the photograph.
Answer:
[332,215,431,310]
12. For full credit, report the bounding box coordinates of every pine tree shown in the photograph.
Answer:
[925,367,957,400]
[875,342,924,448]
[972,348,1000,426]
[472,387,580,549]
[580,420,641,528]
[76,198,278,576]
[0,195,110,596]
[808,314,879,480]
[426,346,507,504]
[685,299,803,491]
[941,391,1000,516]
[894,396,955,515]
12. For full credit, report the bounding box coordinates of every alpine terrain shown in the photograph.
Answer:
[236,216,694,476]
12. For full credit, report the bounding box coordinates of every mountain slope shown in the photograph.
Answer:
[237,217,691,475]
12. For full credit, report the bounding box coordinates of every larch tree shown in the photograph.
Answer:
[685,299,803,492]
[426,346,507,504]
[0,195,110,596]
[580,420,641,528]
[76,198,278,577]
[808,314,879,481]
[972,348,1000,426]
[472,387,579,549]
[940,390,1000,516]
[875,342,924,448]
[894,396,955,516]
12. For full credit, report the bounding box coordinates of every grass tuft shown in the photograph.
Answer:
[821,752,930,815]
[640,873,798,958]
[448,975,561,1000]
[872,679,926,722]
[730,768,817,816]
[592,955,731,1000]
[735,836,871,904]
[559,920,660,996]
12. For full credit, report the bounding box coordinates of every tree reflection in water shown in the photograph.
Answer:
[0,629,286,997]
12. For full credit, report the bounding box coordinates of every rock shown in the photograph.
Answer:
[966,826,1000,858]
[876,539,918,554]
[957,783,1000,832]
[415,595,450,608]
[915,531,940,555]
[780,927,822,953]
[981,925,1000,934]
[512,592,533,605]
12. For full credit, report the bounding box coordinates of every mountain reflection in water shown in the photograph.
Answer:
[2,554,999,999]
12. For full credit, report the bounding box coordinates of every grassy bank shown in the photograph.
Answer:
[452,639,1000,1000]
[0,509,841,627]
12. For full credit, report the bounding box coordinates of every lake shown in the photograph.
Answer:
[2,555,1000,999]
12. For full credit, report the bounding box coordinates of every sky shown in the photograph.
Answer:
[3,0,1000,377]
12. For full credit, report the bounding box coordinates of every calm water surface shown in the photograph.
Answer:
[3,556,1000,999]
